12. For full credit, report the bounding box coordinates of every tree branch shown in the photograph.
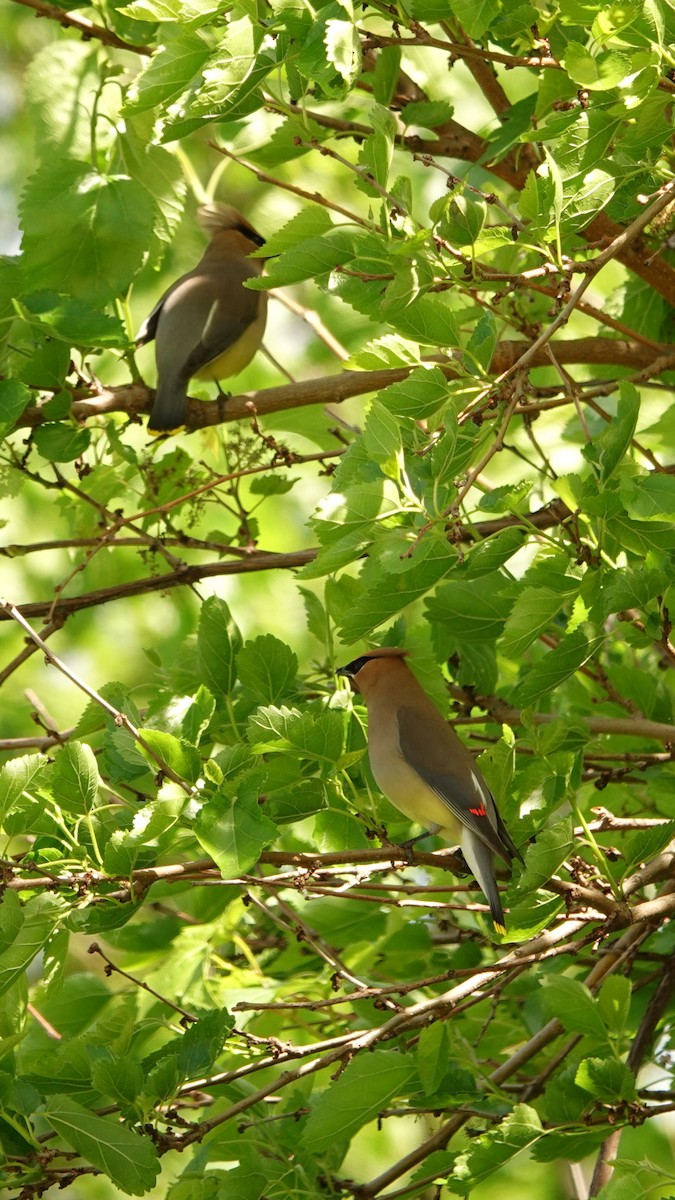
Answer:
[17,341,673,430]
[10,0,152,54]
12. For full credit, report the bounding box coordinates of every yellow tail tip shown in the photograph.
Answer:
[148,424,186,436]
[493,922,507,936]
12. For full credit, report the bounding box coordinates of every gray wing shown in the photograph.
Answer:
[397,705,521,865]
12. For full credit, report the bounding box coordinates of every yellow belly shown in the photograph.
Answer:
[195,309,267,383]
[369,745,462,843]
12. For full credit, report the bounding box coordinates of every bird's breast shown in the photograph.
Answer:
[367,718,462,842]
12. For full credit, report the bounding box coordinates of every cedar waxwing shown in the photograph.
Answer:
[337,647,523,934]
[136,204,267,433]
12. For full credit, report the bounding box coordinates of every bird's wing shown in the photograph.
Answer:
[181,269,264,377]
[135,276,185,346]
[397,704,519,864]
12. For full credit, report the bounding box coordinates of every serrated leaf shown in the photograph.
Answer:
[32,424,91,463]
[0,895,67,999]
[564,42,631,90]
[449,1104,543,1193]
[417,1023,450,1095]
[197,596,242,696]
[340,537,455,641]
[465,310,497,373]
[596,976,631,1037]
[575,1056,636,1101]
[514,630,604,706]
[0,754,45,822]
[44,1096,160,1195]
[237,635,298,704]
[141,730,202,782]
[248,705,344,763]
[500,587,567,658]
[194,788,277,875]
[621,473,675,520]
[0,379,32,436]
[52,742,99,815]
[595,382,640,483]
[124,29,211,112]
[21,163,155,304]
[514,819,574,893]
[541,975,607,1038]
[425,575,510,642]
[301,1050,414,1152]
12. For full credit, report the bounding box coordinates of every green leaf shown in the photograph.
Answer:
[514,820,574,894]
[0,754,45,822]
[371,45,401,106]
[261,228,364,287]
[24,42,102,158]
[301,1050,414,1152]
[140,730,202,782]
[416,1023,450,1095]
[176,1010,234,1075]
[540,975,607,1038]
[0,379,31,436]
[401,100,454,129]
[197,597,243,697]
[237,635,298,704]
[194,787,278,875]
[255,205,333,259]
[32,423,91,463]
[602,563,669,613]
[248,473,299,495]
[314,806,369,851]
[340,537,456,641]
[19,291,125,348]
[362,400,403,462]
[425,575,510,642]
[44,1096,160,1195]
[124,29,211,112]
[0,895,67,999]
[532,1127,607,1163]
[298,587,329,646]
[596,976,631,1038]
[442,0,499,39]
[103,795,185,874]
[91,1057,145,1111]
[439,194,487,247]
[514,630,604,706]
[20,162,155,304]
[182,685,216,747]
[621,473,675,520]
[462,528,526,579]
[564,42,631,91]
[465,310,497,373]
[52,742,99,815]
[500,587,567,658]
[575,1056,637,1102]
[248,705,344,763]
[622,822,675,872]
[594,381,640,482]
[326,18,361,85]
[449,1104,543,1193]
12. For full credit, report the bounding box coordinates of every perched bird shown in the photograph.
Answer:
[136,204,267,433]
[337,647,523,934]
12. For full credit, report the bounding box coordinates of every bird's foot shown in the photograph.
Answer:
[397,830,433,865]
[216,388,232,424]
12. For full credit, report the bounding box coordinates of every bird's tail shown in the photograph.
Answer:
[461,830,507,935]
[148,382,188,434]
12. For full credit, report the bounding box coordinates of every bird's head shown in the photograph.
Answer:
[336,647,409,693]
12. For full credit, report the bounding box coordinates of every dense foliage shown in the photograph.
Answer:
[1,0,675,1196]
